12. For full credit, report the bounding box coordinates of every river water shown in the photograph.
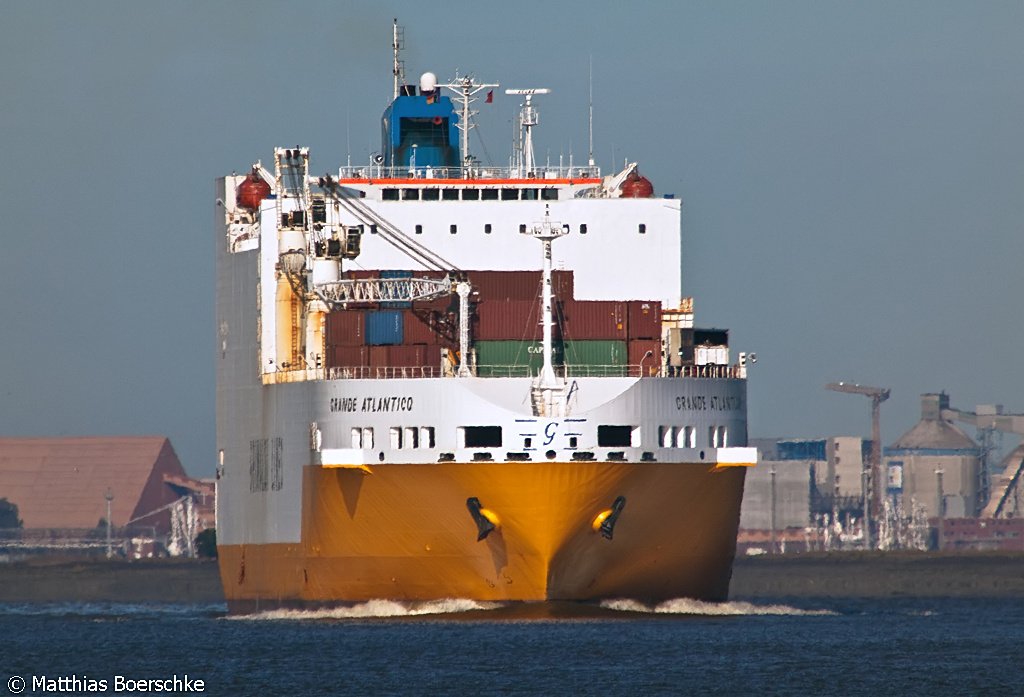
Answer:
[2,596,1021,695]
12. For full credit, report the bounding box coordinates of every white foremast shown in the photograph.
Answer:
[522,206,571,417]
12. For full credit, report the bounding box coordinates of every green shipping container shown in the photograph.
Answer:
[474,340,565,377]
[562,340,627,368]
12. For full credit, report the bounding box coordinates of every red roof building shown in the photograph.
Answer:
[0,436,201,535]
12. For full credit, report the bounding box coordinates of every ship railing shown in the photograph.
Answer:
[333,164,602,182]
[326,363,743,380]
[328,366,444,380]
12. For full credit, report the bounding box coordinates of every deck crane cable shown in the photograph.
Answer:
[318,174,461,274]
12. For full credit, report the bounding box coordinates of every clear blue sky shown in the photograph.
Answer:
[2,1,1022,476]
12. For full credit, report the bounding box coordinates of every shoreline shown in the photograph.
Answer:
[1,552,1022,604]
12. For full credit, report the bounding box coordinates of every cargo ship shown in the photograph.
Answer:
[215,25,756,613]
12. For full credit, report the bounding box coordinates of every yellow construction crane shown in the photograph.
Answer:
[826,382,891,548]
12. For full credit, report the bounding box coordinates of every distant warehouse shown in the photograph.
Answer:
[0,436,212,539]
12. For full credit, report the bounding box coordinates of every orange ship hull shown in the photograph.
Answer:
[218,461,748,613]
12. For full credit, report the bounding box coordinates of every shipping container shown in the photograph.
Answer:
[465,270,574,301]
[558,300,627,340]
[627,300,662,340]
[402,309,446,344]
[628,339,662,376]
[368,345,391,367]
[325,310,366,347]
[326,345,369,369]
[474,299,557,341]
[474,340,565,377]
[562,340,627,368]
[388,344,427,368]
[366,310,404,345]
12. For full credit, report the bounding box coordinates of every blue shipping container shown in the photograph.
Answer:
[366,310,404,345]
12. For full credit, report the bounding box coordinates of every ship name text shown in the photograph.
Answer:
[675,395,742,411]
[330,396,414,413]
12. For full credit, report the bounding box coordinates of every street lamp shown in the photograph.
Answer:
[104,488,114,559]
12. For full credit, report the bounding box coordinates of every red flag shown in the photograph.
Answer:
[485,90,493,103]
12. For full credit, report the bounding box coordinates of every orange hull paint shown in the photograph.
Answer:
[218,462,747,612]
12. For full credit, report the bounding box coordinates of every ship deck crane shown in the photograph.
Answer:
[825,382,891,549]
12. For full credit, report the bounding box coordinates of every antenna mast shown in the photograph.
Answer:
[588,55,595,167]
[392,18,405,101]
[506,88,551,177]
[440,74,499,171]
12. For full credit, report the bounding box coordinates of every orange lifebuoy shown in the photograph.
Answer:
[432,116,443,125]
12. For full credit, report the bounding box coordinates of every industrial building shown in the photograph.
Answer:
[884,393,981,519]
[0,436,213,557]
[741,391,1024,553]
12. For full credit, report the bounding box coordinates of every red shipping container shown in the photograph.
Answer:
[327,345,369,370]
[388,344,427,368]
[465,270,574,302]
[368,345,390,368]
[326,310,365,347]
[627,300,662,340]
[342,269,378,280]
[474,299,558,341]
[558,300,627,340]
[403,309,445,344]
[628,339,662,376]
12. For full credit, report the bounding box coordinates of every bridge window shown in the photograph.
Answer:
[462,189,479,201]
[522,188,538,200]
[442,189,459,201]
[402,189,419,200]
[501,188,518,200]
[422,189,440,201]
[541,188,558,201]
[481,189,499,201]
[382,189,399,201]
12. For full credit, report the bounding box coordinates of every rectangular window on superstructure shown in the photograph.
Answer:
[402,189,420,200]
[481,189,498,200]
[541,188,558,201]
[679,426,695,448]
[442,189,459,201]
[420,426,435,448]
[501,188,518,200]
[462,189,479,200]
[638,223,647,234]
[351,428,362,448]
[659,426,674,448]
[522,188,538,200]
[404,427,418,449]
[382,189,399,201]
[415,224,423,234]
[461,426,502,448]
[598,425,632,447]
[422,188,439,201]
[450,224,457,234]
[362,427,374,449]
[580,224,588,234]
[484,223,492,234]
